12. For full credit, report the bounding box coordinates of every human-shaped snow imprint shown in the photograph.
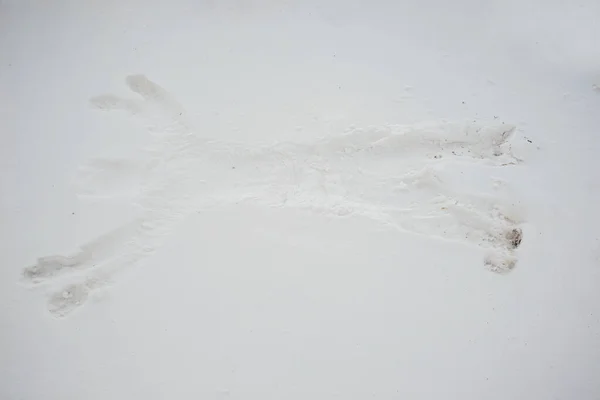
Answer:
[23,75,525,318]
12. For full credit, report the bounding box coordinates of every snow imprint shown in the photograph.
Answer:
[22,74,525,318]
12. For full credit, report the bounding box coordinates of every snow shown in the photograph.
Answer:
[2,0,600,398]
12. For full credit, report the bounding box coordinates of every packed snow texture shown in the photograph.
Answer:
[2,0,600,399]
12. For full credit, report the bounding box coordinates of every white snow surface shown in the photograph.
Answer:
[2,0,600,399]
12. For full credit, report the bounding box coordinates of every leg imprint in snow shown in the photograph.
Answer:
[23,74,526,317]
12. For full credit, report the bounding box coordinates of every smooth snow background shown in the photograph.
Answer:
[1,0,600,399]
